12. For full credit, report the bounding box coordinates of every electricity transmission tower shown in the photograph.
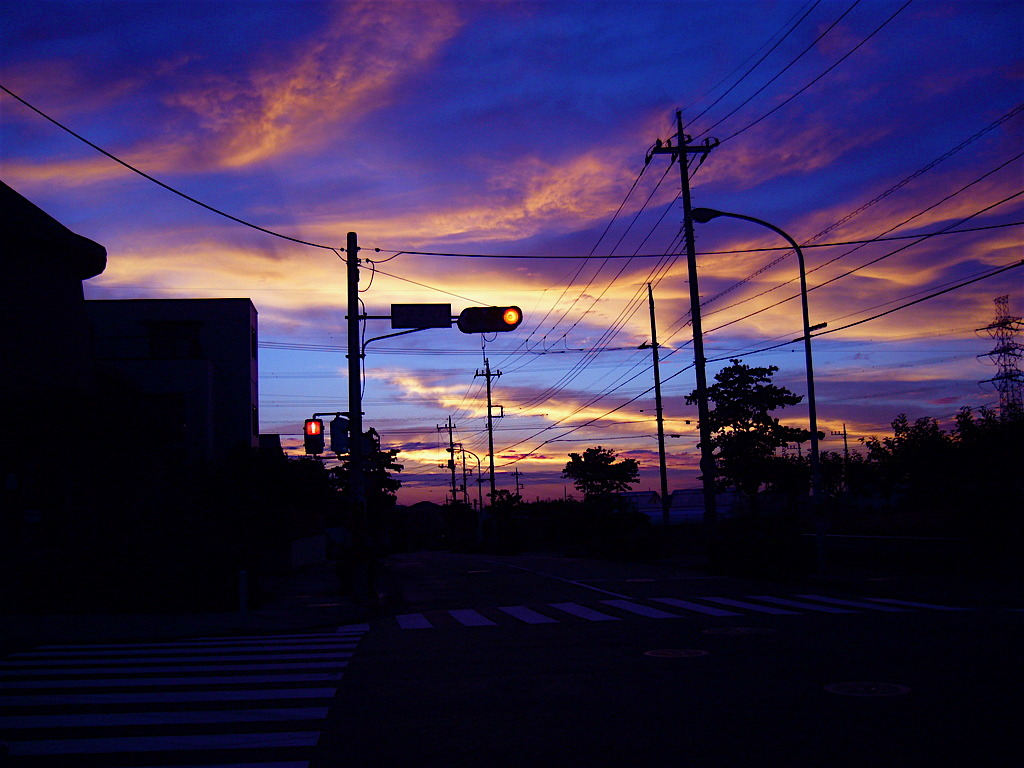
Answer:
[980,295,1024,413]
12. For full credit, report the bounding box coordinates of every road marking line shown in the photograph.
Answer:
[859,597,969,611]
[0,687,337,706]
[1,672,342,689]
[794,595,909,612]
[338,623,371,633]
[486,562,632,598]
[8,643,353,658]
[497,606,560,624]
[699,597,799,615]
[1,652,353,667]
[651,598,741,616]
[396,613,433,629]
[600,600,681,619]
[37,634,349,650]
[0,706,331,729]
[449,609,497,626]
[747,596,857,614]
[549,602,620,621]
[8,730,321,756]
[0,661,348,677]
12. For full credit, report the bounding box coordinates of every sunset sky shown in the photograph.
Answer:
[2,0,1021,504]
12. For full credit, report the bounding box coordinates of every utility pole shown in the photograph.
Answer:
[345,231,369,599]
[437,416,458,505]
[514,468,523,496]
[475,358,502,503]
[831,424,849,491]
[649,110,719,528]
[459,445,470,505]
[647,284,671,527]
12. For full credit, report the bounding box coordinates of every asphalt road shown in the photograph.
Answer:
[316,551,1019,768]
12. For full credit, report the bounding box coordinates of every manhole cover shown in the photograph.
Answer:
[824,681,911,697]
[644,649,710,658]
[703,627,776,636]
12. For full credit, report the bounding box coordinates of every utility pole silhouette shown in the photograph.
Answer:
[831,423,849,491]
[980,295,1024,414]
[645,283,670,527]
[475,358,502,503]
[649,110,719,527]
[344,232,372,601]
[437,416,458,505]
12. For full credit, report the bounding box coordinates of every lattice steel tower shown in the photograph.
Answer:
[980,295,1024,413]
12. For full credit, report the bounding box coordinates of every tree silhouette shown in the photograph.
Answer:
[562,446,639,501]
[688,359,811,499]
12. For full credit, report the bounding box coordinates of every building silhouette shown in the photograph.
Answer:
[1,180,264,609]
[86,298,259,464]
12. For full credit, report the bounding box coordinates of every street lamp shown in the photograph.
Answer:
[690,208,823,516]
[459,447,485,543]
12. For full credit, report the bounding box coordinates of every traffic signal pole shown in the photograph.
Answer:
[345,232,369,597]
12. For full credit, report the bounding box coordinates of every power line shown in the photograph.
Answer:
[718,1,913,143]
[685,0,822,126]
[696,0,861,139]
[696,188,1024,339]
[498,258,1022,465]
[367,221,1020,260]
[705,259,1024,364]
[2,83,491,308]
[0,83,341,252]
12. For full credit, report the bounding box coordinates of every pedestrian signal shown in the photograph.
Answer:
[329,415,349,454]
[303,418,325,454]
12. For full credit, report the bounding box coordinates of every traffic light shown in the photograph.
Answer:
[457,306,523,334]
[303,418,325,454]
[329,415,349,455]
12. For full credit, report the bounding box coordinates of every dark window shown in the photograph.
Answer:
[147,321,202,359]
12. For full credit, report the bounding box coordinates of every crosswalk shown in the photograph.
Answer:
[390,595,969,629]
[0,628,366,767]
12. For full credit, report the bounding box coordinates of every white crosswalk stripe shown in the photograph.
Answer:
[697,597,800,615]
[449,609,497,626]
[856,597,970,611]
[387,595,972,628]
[793,594,911,612]
[746,595,856,613]
[600,599,680,619]
[0,628,366,767]
[651,597,739,617]
[497,605,559,624]
[549,602,620,621]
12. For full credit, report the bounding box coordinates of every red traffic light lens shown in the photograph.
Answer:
[304,419,323,436]
[502,307,521,326]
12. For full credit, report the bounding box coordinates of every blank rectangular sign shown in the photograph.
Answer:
[391,304,452,329]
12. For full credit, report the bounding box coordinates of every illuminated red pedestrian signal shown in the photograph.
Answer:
[303,418,325,454]
[457,306,523,334]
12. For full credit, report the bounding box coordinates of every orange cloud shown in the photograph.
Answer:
[166,0,463,170]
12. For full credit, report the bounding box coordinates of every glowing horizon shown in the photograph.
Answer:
[2,0,1021,503]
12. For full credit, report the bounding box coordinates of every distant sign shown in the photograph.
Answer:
[391,303,453,329]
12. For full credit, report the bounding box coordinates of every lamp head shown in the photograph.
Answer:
[690,207,723,224]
